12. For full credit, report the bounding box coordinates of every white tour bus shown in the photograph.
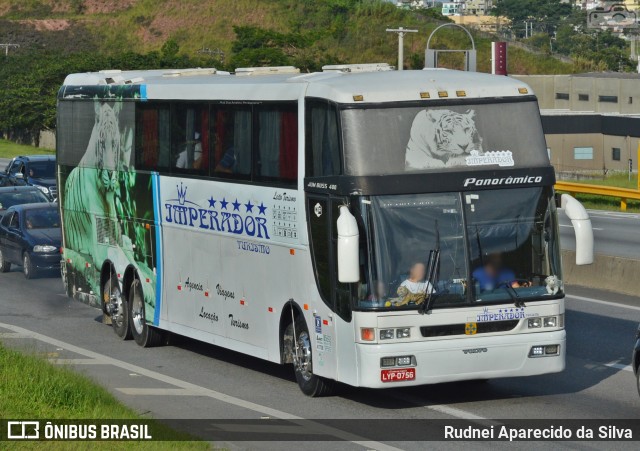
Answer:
[57,64,593,396]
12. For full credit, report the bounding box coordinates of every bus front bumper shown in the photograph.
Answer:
[354,330,565,388]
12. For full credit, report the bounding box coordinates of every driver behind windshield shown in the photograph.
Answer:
[473,253,530,292]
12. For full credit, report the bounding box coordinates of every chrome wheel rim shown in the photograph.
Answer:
[294,331,313,381]
[104,282,121,313]
[131,284,145,335]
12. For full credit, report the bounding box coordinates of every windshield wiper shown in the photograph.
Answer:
[419,248,440,315]
[500,284,525,308]
[420,219,441,315]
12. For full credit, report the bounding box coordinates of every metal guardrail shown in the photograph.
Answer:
[555,181,640,212]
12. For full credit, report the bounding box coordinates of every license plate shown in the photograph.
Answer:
[381,368,416,382]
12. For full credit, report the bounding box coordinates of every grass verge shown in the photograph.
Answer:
[0,343,209,449]
[0,140,54,159]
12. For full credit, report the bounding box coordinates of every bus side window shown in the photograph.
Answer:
[255,104,298,185]
[135,104,171,172]
[211,106,251,179]
[306,100,341,177]
[171,103,210,176]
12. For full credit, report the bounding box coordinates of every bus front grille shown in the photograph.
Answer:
[420,320,520,337]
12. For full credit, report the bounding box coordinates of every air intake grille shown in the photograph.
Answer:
[96,216,118,246]
[421,320,520,337]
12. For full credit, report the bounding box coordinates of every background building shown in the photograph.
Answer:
[514,73,640,177]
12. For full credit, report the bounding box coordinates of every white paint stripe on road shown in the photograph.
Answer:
[424,404,490,421]
[0,332,33,338]
[559,224,603,230]
[604,361,634,373]
[384,390,495,424]
[566,294,640,312]
[0,321,403,451]
[48,358,109,365]
[117,388,204,396]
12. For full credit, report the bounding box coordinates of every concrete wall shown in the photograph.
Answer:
[39,130,56,150]
[562,250,640,297]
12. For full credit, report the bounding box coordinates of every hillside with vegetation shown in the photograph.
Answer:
[0,0,577,141]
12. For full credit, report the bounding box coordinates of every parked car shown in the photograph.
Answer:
[0,186,51,220]
[0,203,61,279]
[634,323,640,396]
[0,155,57,200]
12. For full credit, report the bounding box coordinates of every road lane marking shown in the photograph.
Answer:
[384,390,495,423]
[0,332,33,338]
[0,321,403,451]
[604,361,634,372]
[117,388,204,396]
[48,358,109,365]
[559,224,603,230]
[566,295,640,312]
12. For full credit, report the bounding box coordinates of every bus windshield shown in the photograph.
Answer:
[341,100,548,176]
[357,187,563,310]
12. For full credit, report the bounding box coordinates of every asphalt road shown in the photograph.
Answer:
[0,157,11,170]
[559,209,640,259]
[0,271,638,450]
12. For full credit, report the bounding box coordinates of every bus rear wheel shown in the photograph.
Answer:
[129,278,163,348]
[110,275,131,340]
[292,316,334,397]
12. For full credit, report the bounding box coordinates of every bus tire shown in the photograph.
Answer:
[292,316,334,397]
[0,249,10,272]
[129,278,163,348]
[102,273,119,315]
[111,279,132,340]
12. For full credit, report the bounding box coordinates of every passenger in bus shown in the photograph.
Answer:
[390,262,435,307]
[472,253,530,291]
[175,132,202,169]
[214,146,236,174]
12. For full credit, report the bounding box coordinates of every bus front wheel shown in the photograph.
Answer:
[129,278,163,348]
[292,316,334,397]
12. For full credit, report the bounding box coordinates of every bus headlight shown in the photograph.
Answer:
[379,329,394,340]
[528,316,561,329]
[396,356,413,366]
[529,345,560,357]
[396,328,411,338]
[528,318,542,328]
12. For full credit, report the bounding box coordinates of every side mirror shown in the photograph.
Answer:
[336,205,360,283]
[15,173,24,179]
[561,194,594,265]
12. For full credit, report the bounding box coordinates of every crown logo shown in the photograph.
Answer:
[177,182,188,205]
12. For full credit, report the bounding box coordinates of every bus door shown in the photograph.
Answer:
[307,195,354,381]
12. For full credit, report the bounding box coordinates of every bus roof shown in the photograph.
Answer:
[60,67,534,104]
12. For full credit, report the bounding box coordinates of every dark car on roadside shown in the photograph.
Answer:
[0,186,51,219]
[0,203,61,279]
[0,155,57,200]
[634,324,640,396]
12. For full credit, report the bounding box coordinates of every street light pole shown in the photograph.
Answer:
[386,27,418,70]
